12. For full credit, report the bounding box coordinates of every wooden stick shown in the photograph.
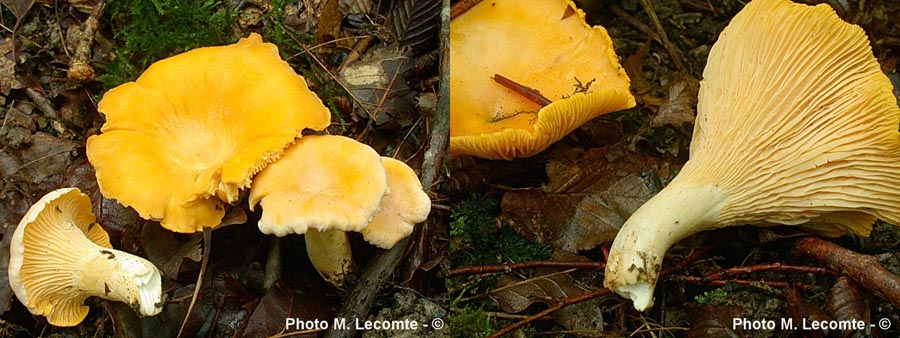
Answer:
[492,74,552,107]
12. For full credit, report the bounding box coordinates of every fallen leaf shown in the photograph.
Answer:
[492,261,607,334]
[315,0,341,44]
[101,301,143,338]
[686,304,747,338]
[141,221,203,278]
[389,0,440,56]
[827,276,871,338]
[651,73,699,128]
[243,282,336,337]
[622,39,655,98]
[784,287,831,338]
[339,47,417,131]
[0,37,24,95]
[500,145,677,251]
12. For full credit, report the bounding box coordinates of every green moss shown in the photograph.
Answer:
[99,0,237,89]
[448,304,493,338]
[450,195,551,267]
[694,289,729,305]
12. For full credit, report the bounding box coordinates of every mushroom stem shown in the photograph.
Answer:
[75,245,163,317]
[305,229,356,287]
[603,183,726,310]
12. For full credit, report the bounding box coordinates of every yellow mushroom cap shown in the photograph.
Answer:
[361,157,431,249]
[604,0,900,311]
[450,0,635,160]
[249,135,389,236]
[8,188,163,326]
[86,33,331,233]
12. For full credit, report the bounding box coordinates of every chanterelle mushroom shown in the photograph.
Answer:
[86,33,331,233]
[604,0,900,311]
[360,157,431,249]
[249,136,431,286]
[8,188,163,326]
[250,135,389,286]
[450,0,635,160]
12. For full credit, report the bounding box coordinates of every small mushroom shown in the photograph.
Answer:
[8,188,163,326]
[86,33,331,233]
[249,135,389,236]
[250,136,431,286]
[450,0,635,160]
[360,157,431,249]
[604,0,900,311]
[249,135,388,286]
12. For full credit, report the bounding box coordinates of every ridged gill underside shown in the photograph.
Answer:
[675,0,900,235]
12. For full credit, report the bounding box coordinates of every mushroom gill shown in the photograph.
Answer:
[603,0,900,311]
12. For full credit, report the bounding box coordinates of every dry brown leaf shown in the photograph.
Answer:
[651,74,699,128]
[686,304,747,338]
[315,0,342,44]
[0,37,24,95]
[243,282,336,337]
[827,276,871,338]
[493,271,606,334]
[339,47,416,130]
[784,287,831,338]
[141,221,203,278]
[499,145,676,251]
[622,39,655,98]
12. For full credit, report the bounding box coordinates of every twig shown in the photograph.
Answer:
[322,3,450,337]
[608,4,661,43]
[431,203,450,212]
[638,0,686,72]
[487,289,613,338]
[205,296,227,338]
[24,88,60,120]
[177,228,212,338]
[486,239,720,337]
[338,35,377,71]
[450,0,483,20]
[444,261,604,278]
[68,0,105,81]
[492,74,551,107]
[670,275,812,290]
[793,236,900,307]
[703,263,837,281]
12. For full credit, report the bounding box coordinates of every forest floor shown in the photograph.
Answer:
[447,0,900,337]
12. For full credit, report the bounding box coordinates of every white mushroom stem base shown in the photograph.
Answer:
[10,221,163,326]
[603,184,725,311]
[75,245,163,317]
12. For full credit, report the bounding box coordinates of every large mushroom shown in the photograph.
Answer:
[604,0,900,311]
[8,188,163,326]
[249,135,430,286]
[450,0,635,160]
[86,33,331,233]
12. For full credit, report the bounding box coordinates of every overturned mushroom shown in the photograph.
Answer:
[86,33,331,233]
[450,0,634,160]
[8,188,163,326]
[604,0,900,311]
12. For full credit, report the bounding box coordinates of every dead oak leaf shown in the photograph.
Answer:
[500,145,678,252]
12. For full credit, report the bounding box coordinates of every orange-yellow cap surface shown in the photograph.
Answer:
[87,33,331,233]
[450,0,635,160]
